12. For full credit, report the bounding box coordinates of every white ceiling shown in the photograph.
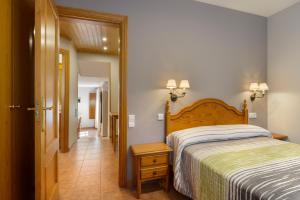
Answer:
[194,0,300,17]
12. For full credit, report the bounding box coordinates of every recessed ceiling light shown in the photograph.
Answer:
[102,37,107,42]
[103,46,108,51]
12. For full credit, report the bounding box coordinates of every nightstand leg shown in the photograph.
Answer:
[136,156,141,199]
[164,168,170,192]
[137,180,141,199]
[165,175,169,192]
[133,157,137,186]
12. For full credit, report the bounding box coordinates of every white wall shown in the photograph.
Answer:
[268,2,300,143]
[60,37,78,148]
[78,87,97,128]
[78,53,119,114]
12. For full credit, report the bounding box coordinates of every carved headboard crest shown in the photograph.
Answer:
[165,98,248,137]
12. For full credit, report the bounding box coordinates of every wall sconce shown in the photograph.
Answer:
[166,79,190,102]
[249,82,269,102]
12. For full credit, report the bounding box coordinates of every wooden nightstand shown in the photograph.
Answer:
[131,143,172,198]
[272,133,288,140]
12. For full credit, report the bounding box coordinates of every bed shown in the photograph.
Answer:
[165,98,300,200]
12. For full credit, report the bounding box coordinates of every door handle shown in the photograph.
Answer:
[26,103,40,121]
[9,105,21,110]
[42,106,53,111]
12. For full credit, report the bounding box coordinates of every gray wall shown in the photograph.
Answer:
[55,0,268,182]
[268,3,300,143]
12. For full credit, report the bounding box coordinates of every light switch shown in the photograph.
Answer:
[249,113,257,119]
[157,113,164,121]
[128,114,135,128]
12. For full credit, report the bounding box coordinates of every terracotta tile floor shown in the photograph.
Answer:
[58,129,189,200]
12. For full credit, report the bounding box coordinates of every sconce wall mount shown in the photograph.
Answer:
[166,79,190,102]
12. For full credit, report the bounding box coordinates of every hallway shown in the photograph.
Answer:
[58,129,187,200]
[58,129,124,200]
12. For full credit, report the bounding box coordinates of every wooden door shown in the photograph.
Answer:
[12,0,36,199]
[0,0,12,199]
[89,93,96,119]
[35,0,59,199]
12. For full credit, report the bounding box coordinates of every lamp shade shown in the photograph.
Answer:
[249,82,259,91]
[259,83,269,91]
[166,79,177,89]
[179,80,190,89]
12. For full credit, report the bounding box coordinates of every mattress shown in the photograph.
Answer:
[167,125,300,200]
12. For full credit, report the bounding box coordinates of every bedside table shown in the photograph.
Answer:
[272,133,288,140]
[131,143,172,198]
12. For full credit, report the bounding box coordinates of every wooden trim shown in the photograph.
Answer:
[0,0,12,199]
[59,49,70,153]
[110,113,119,151]
[35,0,46,199]
[165,98,248,137]
[60,16,120,28]
[119,15,128,187]
[57,6,125,24]
[57,6,128,187]
[109,66,112,113]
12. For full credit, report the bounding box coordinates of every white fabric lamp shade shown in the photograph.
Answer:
[249,82,259,91]
[259,83,269,91]
[166,79,177,89]
[179,80,190,89]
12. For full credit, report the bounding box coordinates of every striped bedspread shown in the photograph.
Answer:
[167,125,300,200]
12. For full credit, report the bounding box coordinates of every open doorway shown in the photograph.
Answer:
[56,6,127,199]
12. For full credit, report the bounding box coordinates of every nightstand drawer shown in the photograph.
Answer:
[141,155,168,167]
[141,166,168,179]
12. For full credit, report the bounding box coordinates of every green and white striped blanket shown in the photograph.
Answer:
[167,125,300,200]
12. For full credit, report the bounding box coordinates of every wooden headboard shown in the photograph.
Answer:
[165,98,248,137]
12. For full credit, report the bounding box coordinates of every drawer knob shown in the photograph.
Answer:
[153,159,157,163]
[153,171,157,176]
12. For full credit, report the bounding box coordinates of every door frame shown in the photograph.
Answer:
[57,6,128,187]
[58,48,70,153]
